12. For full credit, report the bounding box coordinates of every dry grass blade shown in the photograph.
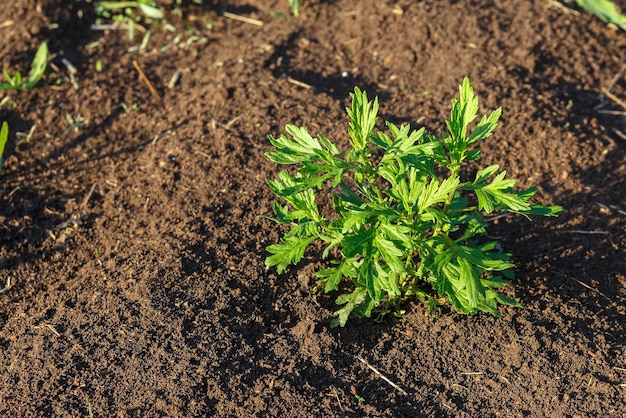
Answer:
[601,87,626,110]
[613,129,626,142]
[223,12,263,26]
[132,60,162,101]
[287,77,313,89]
[0,277,12,294]
[82,182,98,207]
[552,271,611,301]
[356,355,408,395]
[566,230,610,235]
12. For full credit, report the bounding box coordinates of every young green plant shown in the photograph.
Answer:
[0,42,48,90]
[289,0,302,16]
[0,121,8,174]
[264,78,562,327]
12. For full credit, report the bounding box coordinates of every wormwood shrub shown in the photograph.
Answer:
[264,79,562,327]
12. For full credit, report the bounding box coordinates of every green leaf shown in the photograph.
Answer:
[266,171,321,221]
[378,222,413,250]
[373,233,404,272]
[472,164,500,184]
[473,170,530,213]
[138,3,164,19]
[480,276,512,289]
[317,258,357,292]
[317,133,341,157]
[317,266,344,293]
[337,183,366,206]
[519,204,564,217]
[25,42,48,88]
[447,77,479,143]
[341,226,375,258]
[266,125,324,164]
[341,210,369,234]
[457,255,485,309]
[0,121,8,174]
[360,255,381,301]
[347,87,379,151]
[332,287,368,327]
[433,267,470,313]
[467,107,501,145]
[375,264,401,298]
[265,235,317,274]
[289,0,302,16]
[417,176,460,211]
[574,0,626,31]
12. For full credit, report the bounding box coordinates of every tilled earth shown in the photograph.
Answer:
[1,0,625,416]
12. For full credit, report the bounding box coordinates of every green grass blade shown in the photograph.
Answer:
[575,0,626,31]
[26,42,48,88]
[0,121,8,174]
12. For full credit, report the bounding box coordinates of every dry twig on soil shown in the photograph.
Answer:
[356,355,408,395]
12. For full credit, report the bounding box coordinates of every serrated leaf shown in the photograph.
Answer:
[373,233,404,272]
[266,124,324,164]
[265,235,317,274]
[316,266,345,293]
[341,211,369,234]
[266,171,321,221]
[267,201,292,224]
[373,131,393,148]
[458,255,484,309]
[480,276,512,289]
[467,107,501,144]
[317,133,341,156]
[375,264,401,298]
[342,226,375,258]
[472,164,500,185]
[519,204,564,217]
[332,287,368,327]
[456,244,514,271]
[360,255,381,301]
[447,77,479,142]
[417,176,460,211]
[378,222,413,250]
[347,87,379,151]
[473,170,530,213]
[433,269,471,313]
[263,77,562,326]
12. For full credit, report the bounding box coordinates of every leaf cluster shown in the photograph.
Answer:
[264,78,562,327]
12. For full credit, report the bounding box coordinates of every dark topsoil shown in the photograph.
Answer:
[1,0,625,416]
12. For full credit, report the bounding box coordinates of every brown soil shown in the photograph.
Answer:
[1,0,625,416]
